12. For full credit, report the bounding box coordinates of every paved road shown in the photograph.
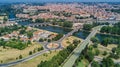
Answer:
[63,26,103,67]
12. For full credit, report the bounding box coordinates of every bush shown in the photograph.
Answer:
[19,55,22,59]
[38,47,44,51]
[83,24,93,31]
[39,38,44,42]
[52,34,63,41]
[91,37,99,43]
[47,39,51,42]
[103,51,107,56]
[29,51,33,55]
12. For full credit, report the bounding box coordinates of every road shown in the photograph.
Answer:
[62,26,103,67]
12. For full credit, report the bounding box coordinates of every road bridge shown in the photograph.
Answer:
[27,23,50,27]
[62,26,103,67]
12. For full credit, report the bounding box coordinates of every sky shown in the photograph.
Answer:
[0,0,120,3]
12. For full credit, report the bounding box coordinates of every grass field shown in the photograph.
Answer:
[0,42,42,63]
[62,36,83,48]
[12,50,60,67]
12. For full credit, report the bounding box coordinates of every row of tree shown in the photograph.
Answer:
[38,39,80,67]
[52,34,63,41]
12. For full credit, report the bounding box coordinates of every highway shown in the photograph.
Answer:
[63,26,103,67]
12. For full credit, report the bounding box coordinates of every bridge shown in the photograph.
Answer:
[27,23,50,27]
[74,19,120,25]
[9,18,29,22]
[62,26,103,67]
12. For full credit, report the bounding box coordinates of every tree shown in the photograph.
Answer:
[112,47,116,53]
[35,18,44,23]
[19,55,22,59]
[86,50,94,62]
[38,47,43,51]
[73,39,80,46]
[93,43,98,48]
[19,29,26,34]
[95,49,100,56]
[52,34,63,41]
[29,51,32,55]
[91,37,99,43]
[27,40,31,45]
[103,51,107,56]
[63,21,73,28]
[101,57,114,67]
[47,39,51,42]
[83,24,93,31]
[91,61,100,67]
[39,38,44,42]
[101,38,109,47]
[3,16,8,23]
[27,32,33,38]
[115,64,120,67]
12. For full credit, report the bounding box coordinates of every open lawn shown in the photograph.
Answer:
[12,50,60,67]
[62,36,83,48]
[0,42,42,63]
